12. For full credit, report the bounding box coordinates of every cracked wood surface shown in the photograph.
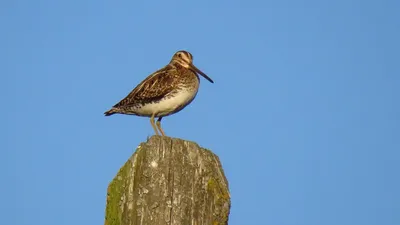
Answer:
[104,135,231,225]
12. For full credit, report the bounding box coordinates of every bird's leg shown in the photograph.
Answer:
[156,117,166,136]
[150,115,160,136]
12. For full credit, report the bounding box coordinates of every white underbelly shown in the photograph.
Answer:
[135,90,198,117]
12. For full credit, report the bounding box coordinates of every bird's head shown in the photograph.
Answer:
[170,50,214,83]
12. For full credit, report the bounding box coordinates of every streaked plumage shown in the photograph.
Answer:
[104,50,213,136]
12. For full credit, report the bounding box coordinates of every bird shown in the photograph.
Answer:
[104,50,214,136]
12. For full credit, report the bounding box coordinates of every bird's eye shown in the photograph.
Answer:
[177,53,182,58]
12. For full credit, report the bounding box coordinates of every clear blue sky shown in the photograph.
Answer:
[2,0,399,224]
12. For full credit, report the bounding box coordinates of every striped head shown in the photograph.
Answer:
[170,50,214,83]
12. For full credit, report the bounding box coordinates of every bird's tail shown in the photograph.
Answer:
[104,108,118,116]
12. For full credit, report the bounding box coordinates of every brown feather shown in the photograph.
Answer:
[112,64,181,109]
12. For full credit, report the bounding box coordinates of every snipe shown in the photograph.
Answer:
[104,50,214,136]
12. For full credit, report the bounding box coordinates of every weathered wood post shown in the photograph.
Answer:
[104,135,231,225]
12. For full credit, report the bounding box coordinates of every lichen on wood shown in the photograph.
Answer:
[104,135,231,225]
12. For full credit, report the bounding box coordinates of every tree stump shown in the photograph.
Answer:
[104,135,231,225]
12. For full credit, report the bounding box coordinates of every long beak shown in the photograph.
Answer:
[190,64,214,83]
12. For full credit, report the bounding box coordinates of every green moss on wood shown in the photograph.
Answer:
[207,177,231,225]
[104,163,127,225]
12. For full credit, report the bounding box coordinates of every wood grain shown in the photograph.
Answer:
[104,136,230,225]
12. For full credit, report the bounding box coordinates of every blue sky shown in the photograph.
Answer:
[2,0,399,224]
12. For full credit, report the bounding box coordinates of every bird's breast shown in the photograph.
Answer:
[134,87,199,117]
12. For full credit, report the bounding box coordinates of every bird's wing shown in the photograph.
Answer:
[112,65,179,108]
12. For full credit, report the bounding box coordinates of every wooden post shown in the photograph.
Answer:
[104,135,231,225]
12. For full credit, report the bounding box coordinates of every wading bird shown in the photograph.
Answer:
[104,50,214,136]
